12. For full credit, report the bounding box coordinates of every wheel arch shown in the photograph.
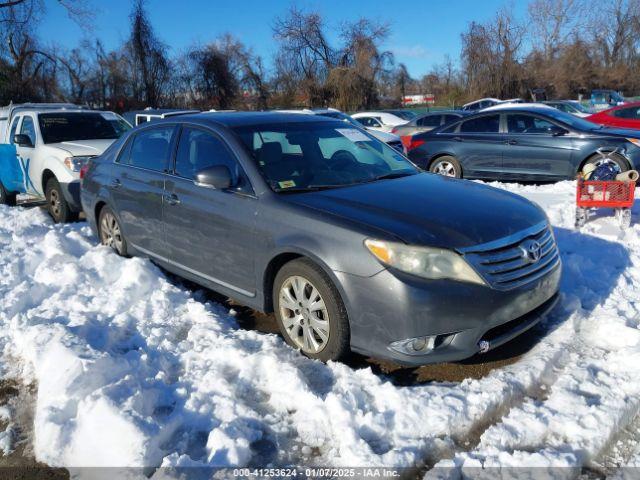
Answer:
[41,169,57,190]
[578,149,631,174]
[261,248,351,316]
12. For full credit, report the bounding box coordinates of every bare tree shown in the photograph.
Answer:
[461,7,525,99]
[527,0,585,59]
[127,0,170,107]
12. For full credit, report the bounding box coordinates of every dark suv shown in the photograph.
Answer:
[81,112,560,365]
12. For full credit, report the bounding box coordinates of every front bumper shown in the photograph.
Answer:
[336,262,561,366]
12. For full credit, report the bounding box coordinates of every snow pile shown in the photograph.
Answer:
[0,180,638,472]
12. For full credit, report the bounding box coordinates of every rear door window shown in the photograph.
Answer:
[442,114,460,124]
[460,114,500,133]
[417,115,442,127]
[124,125,175,172]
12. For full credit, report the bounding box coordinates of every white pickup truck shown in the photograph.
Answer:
[0,104,131,222]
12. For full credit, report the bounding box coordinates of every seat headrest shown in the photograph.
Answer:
[259,142,283,164]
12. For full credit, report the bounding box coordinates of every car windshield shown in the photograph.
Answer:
[233,122,418,192]
[568,102,590,113]
[316,111,361,128]
[538,108,602,130]
[38,112,131,144]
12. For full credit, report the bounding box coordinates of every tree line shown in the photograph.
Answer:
[1,0,639,113]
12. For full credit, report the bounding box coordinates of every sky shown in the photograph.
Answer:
[38,0,528,78]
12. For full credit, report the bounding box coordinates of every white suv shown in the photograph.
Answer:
[0,105,130,222]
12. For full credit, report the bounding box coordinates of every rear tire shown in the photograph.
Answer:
[98,205,128,256]
[430,155,462,178]
[0,181,17,206]
[273,258,350,362]
[45,177,78,223]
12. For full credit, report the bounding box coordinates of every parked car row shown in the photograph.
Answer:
[0,103,565,366]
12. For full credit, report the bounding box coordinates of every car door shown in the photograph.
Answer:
[14,115,41,196]
[162,125,257,297]
[502,113,575,180]
[452,113,504,179]
[109,124,177,257]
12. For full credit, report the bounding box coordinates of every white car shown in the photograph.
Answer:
[480,102,557,113]
[461,98,503,112]
[0,105,130,222]
[351,111,410,133]
[279,108,404,153]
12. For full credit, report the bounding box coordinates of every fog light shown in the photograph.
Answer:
[389,335,437,356]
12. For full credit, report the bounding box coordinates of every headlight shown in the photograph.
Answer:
[627,138,640,147]
[364,239,486,285]
[64,156,92,172]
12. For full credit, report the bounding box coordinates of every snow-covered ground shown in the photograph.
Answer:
[0,180,638,476]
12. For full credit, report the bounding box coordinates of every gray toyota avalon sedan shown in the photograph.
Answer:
[81,112,560,366]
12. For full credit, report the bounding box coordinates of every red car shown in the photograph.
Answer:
[587,102,640,130]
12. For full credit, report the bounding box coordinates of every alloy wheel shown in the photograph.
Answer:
[100,212,124,253]
[278,275,330,354]
[433,160,457,177]
[49,189,62,218]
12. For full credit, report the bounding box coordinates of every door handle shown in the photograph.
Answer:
[164,193,180,206]
[506,139,518,145]
[111,179,121,188]
[453,136,463,142]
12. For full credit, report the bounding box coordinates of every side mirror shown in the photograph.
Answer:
[14,134,34,148]
[194,165,233,190]
[550,127,568,136]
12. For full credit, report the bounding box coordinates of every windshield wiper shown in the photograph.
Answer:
[372,171,416,181]
[274,184,343,193]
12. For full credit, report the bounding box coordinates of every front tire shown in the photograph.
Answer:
[98,206,128,256]
[273,258,350,362]
[45,177,78,223]
[583,152,629,175]
[0,181,17,206]
[430,155,462,178]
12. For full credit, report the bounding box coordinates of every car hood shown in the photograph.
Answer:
[367,129,401,143]
[589,126,640,138]
[284,173,546,250]
[46,139,116,156]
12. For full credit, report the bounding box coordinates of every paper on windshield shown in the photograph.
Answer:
[336,128,371,143]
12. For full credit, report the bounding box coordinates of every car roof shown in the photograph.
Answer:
[418,110,465,116]
[33,109,115,115]
[462,97,501,107]
[169,111,341,127]
[481,103,556,112]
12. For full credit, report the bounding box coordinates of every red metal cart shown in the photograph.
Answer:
[575,178,636,228]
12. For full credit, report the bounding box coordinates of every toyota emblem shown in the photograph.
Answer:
[519,239,541,263]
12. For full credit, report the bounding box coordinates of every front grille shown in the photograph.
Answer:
[387,140,403,152]
[460,222,560,291]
